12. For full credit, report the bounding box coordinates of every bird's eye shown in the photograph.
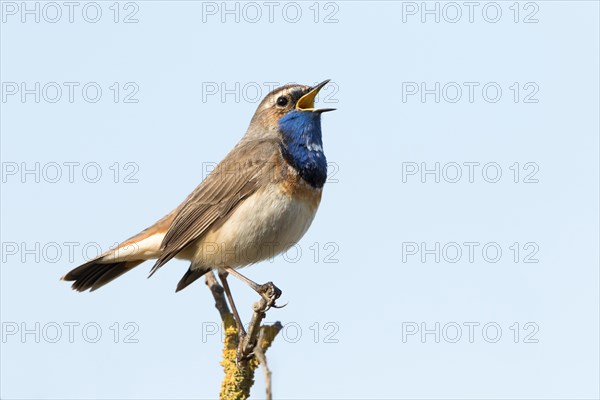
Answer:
[276,96,289,107]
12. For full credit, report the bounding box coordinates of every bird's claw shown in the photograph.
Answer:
[257,281,282,310]
[235,331,256,365]
[270,301,288,309]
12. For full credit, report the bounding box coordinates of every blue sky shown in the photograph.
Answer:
[1,1,599,398]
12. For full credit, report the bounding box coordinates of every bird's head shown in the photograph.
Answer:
[246,80,335,139]
[246,80,335,188]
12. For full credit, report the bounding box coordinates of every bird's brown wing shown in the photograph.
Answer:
[149,138,281,276]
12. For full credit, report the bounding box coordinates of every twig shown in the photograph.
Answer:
[205,271,230,319]
[254,324,283,400]
[240,297,268,360]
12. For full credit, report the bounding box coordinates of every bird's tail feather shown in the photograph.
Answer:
[176,265,212,292]
[61,216,173,292]
[62,259,145,292]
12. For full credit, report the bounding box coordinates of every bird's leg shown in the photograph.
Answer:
[218,271,246,347]
[223,267,283,309]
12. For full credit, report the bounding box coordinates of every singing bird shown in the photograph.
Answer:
[62,80,334,310]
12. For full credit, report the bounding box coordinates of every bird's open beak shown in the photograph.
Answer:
[296,79,336,113]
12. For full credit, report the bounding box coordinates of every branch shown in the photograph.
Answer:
[205,270,230,318]
[204,271,282,400]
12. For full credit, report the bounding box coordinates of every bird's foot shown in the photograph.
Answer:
[236,335,251,365]
[257,281,283,310]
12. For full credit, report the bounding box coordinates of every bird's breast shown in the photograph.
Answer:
[188,165,322,269]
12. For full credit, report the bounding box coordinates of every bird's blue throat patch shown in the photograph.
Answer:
[278,110,327,189]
